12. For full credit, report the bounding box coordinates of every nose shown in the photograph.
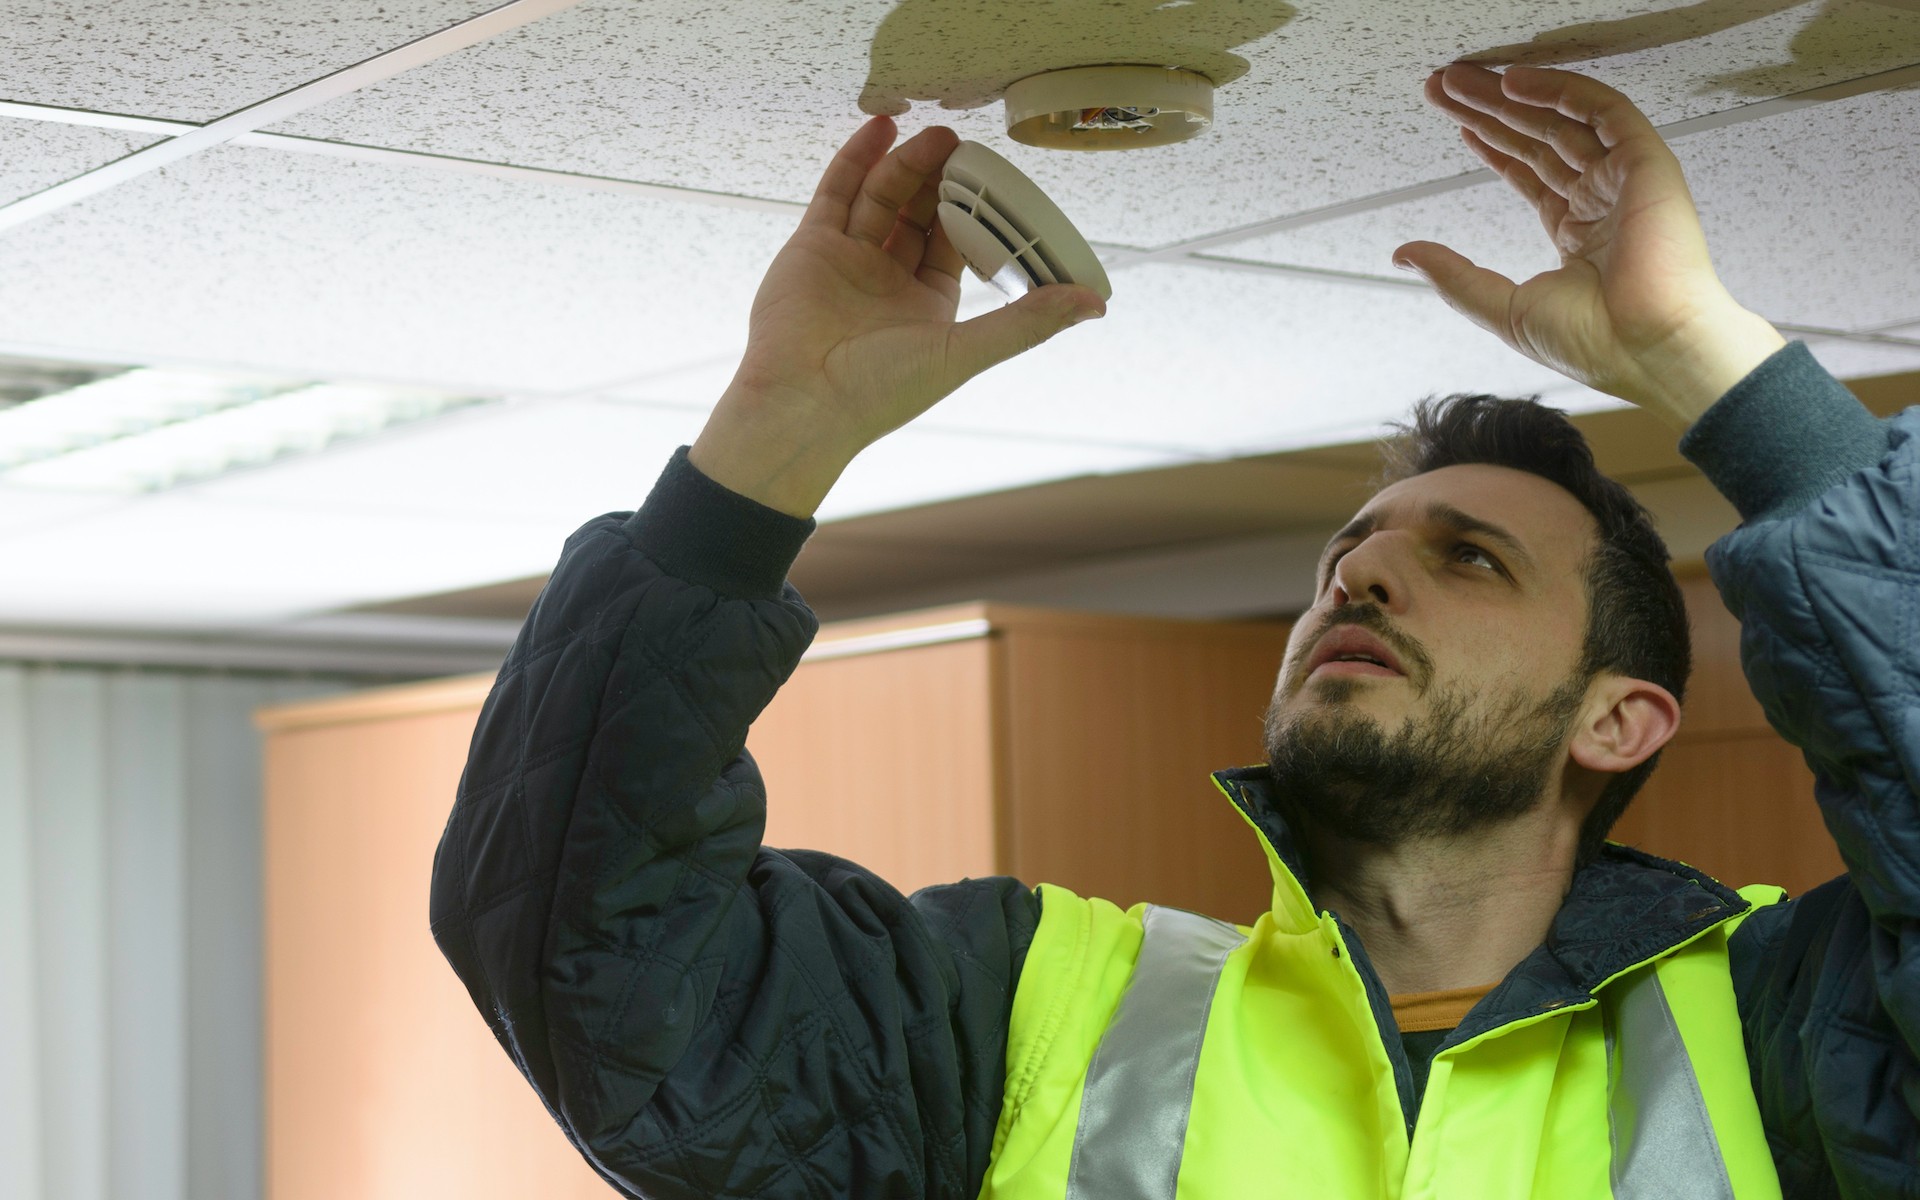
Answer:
[1328,531,1409,611]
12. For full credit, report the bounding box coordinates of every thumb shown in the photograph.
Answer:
[945,284,1105,383]
[1393,240,1517,342]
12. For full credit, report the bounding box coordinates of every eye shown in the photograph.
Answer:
[1454,543,1500,572]
[1319,544,1354,589]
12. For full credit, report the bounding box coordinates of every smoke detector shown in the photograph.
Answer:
[935,140,1112,303]
[1004,65,1214,150]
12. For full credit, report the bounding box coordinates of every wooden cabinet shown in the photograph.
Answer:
[259,677,612,1200]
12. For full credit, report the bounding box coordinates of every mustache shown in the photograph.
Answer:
[1289,602,1435,692]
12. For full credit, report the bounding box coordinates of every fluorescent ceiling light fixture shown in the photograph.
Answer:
[0,369,490,492]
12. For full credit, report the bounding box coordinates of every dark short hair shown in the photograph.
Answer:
[1375,394,1691,867]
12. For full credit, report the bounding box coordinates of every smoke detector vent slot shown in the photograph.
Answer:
[1004,65,1213,150]
[935,141,1112,302]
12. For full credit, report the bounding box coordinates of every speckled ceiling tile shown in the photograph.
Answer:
[0,139,797,392]
[186,394,1175,525]
[587,257,1602,456]
[266,0,1920,250]
[0,117,158,206]
[1226,83,1920,332]
[1798,333,1920,378]
[0,0,504,122]
[904,260,1917,454]
[188,399,713,523]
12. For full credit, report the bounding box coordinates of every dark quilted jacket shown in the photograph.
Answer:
[431,342,1918,1198]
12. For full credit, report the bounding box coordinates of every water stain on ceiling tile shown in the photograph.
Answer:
[857,0,1297,115]
[1466,0,1920,96]
[1466,0,1810,66]
[1225,81,1920,332]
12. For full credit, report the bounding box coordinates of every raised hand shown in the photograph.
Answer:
[1395,64,1784,430]
[691,117,1107,517]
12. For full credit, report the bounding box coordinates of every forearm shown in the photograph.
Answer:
[1681,343,1903,906]
[431,449,817,1145]
[433,452,1038,1198]
[1694,347,1920,1189]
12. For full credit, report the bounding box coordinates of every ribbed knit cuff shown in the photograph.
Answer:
[1678,341,1890,524]
[622,446,816,599]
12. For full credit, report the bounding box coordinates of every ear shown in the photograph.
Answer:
[1568,675,1681,774]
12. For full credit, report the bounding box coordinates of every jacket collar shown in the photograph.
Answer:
[1211,765,1750,1041]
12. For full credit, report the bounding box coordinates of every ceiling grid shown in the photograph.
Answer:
[0,0,1914,631]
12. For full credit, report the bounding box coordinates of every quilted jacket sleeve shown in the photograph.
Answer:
[429,447,1042,1199]
[1679,343,1920,1197]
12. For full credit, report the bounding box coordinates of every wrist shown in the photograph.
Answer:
[1628,301,1787,434]
[689,380,865,518]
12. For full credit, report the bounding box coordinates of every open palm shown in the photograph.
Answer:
[1396,65,1779,421]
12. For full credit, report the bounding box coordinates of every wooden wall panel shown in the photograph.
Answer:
[1608,570,1847,895]
[1000,621,1292,925]
[263,698,610,1200]
[747,637,999,896]
[1666,572,1770,738]
[1620,734,1842,897]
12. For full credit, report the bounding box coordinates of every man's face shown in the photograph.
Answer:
[1263,463,1601,845]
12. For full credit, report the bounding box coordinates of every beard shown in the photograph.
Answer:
[1262,667,1587,847]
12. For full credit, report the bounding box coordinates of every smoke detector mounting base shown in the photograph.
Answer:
[1003,65,1214,151]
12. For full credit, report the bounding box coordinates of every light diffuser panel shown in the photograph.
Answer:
[4,384,488,492]
[0,368,286,470]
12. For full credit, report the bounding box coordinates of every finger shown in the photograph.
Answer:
[847,125,960,246]
[802,116,898,232]
[881,170,943,274]
[1391,241,1518,343]
[1496,65,1660,152]
[1460,128,1571,236]
[1435,64,1608,171]
[944,283,1105,383]
[916,210,965,299]
[1426,71,1580,195]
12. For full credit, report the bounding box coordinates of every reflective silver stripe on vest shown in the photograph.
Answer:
[1607,968,1736,1200]
[1065,905,1246,1200]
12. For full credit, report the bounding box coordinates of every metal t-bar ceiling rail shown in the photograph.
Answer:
[0,0,588,234]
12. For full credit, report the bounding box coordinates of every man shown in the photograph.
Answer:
[430,65,1917,1197]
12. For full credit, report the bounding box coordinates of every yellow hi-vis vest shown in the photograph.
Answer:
[979,776,1787,1200]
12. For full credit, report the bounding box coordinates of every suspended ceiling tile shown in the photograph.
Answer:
[1227,83,1920,332]
[0,118,157,207]
[591,257,1612,453]
[815,426,1179,522]
[1800,333,1920,380]
[0,0,500,121]
[189,399,709,521]
[190,387,1176,527]
[0,485,130,539]
[622,261,1608,456]
[268,0,1920,251]
[0,140,795,392]
[0,493,574,627]
[0,410,1176,628]
[269,0,998,208]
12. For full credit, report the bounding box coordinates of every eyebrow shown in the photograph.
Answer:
[1319,501,1537,577]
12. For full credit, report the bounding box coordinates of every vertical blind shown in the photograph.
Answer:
[0,664,345,1200]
